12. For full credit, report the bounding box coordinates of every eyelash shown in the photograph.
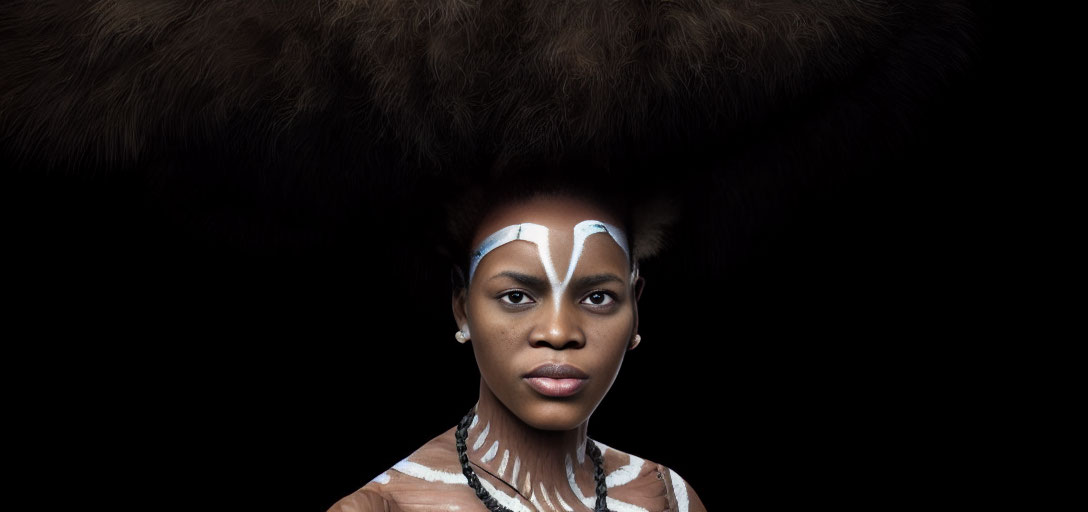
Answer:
[498,289,618,309]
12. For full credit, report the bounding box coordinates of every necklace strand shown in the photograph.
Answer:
[455,406,609,512]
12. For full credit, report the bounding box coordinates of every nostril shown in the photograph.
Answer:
[530,337,583,349]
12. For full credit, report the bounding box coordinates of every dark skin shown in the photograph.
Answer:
[324,193,707,511]
[452,193,692,510]
[453,193,644,429]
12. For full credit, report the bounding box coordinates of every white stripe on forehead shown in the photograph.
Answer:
[467,220,630,312]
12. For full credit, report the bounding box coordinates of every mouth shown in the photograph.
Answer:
[523,363,589,397]
[524,377,588,397]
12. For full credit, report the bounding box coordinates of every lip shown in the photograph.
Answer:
[523,363,589,397]
[524,363,589,379]
[524,377,587,397]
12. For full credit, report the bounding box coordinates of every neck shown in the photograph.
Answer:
[464,378,599,510]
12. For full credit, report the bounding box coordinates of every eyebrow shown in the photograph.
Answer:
[488,271,624,289]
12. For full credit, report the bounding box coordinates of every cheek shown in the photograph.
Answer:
[585,312,635,357]
[606,309,637,346]
[470,305,519,341]
[589,306,635,338]
[467,305,523,369]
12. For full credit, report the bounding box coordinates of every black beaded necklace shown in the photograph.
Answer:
[455,406,610,512]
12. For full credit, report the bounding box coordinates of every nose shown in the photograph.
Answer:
[529,302,585,350]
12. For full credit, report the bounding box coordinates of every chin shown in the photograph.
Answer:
[518,400,594,431]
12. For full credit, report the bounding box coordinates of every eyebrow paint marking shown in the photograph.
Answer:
[468,220,630,313]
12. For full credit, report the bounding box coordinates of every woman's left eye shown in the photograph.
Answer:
[581,291,616,306]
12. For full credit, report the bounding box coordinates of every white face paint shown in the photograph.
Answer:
[467,220,632,313]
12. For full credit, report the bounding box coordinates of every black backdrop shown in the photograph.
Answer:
[4,4,1029,511]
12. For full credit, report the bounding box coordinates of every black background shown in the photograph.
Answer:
[5,3,1033,511]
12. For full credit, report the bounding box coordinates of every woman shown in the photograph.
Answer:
[328,173,706,512]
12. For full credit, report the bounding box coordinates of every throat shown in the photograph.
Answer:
[463,378,600,509]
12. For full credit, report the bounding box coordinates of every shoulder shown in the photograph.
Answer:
[592,439,708,512]
[326,425,473,511]
[654,461,708,512]
[326,482,392,512]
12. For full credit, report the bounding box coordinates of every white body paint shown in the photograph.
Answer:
[381,388,678,511]
[669,468,690,512]
[391,459,468,485]
[467,220,632,312]
[552,485,574,512]
[605,452,644,488]
[565,455,591,505]
[473,422,490,451]
[529,490,544,512]
[386,442,661,512]
[498,449,510,477]
[512,456,521,486]
[477,476,537,512]
[481,440,500,463]
[539,481,556,511]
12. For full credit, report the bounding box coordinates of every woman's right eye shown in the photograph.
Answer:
[499,291,536,306]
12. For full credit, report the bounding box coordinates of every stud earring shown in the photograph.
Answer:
[630,334,641,350]
[455,330,469,344]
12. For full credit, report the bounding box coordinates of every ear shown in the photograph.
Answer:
[452,285,470,336]
[451,265,471,334]
[629,274,645,351]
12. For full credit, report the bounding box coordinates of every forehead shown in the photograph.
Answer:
[468,195,631,285]
[470,194,621,250]
[475,227,630,273]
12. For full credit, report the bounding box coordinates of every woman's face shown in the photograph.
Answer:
[452,194,644,430]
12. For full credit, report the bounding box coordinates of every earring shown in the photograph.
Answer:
[455,330,468,343]
[630,334,641,350]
